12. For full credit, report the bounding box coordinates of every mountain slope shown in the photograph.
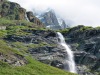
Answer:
[0,1,77,75]
[0,55,76,75]
[0,18,77,75]
[36,10,67,30]
[0,19,77,75]
[1,0,100,75]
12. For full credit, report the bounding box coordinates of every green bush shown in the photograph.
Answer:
[0,30,7,38]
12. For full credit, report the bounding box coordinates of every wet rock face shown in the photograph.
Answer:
[6,29,67,69]
[77,65,96,75]
[62,26,100,74]
[0,1,26,20]
[5,24,100,74]
[28,46,68,70]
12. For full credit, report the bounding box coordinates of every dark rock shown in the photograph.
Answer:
[74,51,87,64]
[77,65,96,75]
[51,60,64,69]
[45,31,56,38]
[92,59,100,71]
[61,25,100,74]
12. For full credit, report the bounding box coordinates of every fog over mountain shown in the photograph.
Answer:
[9,0,100,27]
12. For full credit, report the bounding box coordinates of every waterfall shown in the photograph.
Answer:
[57,32,77,73]
[25,13,30,22]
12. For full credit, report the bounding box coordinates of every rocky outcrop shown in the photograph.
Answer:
[0,1,45,27]
[41,10,59,26]
[26,11,44,26]
[0,53,27,66]
[77,65,96,75]
[51,60,64,69]
[6,25,100,75]
[61,25,100,75]
[37,10,67,30]
[0,1,26,20]
[6,29,68,70]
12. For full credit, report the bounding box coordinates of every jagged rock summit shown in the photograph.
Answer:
[35,9,68,30]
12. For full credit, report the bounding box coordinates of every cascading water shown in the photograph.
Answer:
[25,13,30,22]
[57,32,77,73]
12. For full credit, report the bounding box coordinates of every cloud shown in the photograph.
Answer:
[9,0,100,27]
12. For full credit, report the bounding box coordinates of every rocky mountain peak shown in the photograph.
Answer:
[41,9,59,26]
[35,9,68,30]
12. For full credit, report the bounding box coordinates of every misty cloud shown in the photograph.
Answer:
[9,0,100,27]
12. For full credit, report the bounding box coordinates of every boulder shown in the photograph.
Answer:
[51,60,64,69]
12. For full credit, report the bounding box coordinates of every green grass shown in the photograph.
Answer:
[0,40,23,56]
[0,30,7,38]
[56,28,70,34]
[0,18,16,26]
[0,40,77,75]
[0,17,77,75]
[0,57,77,75]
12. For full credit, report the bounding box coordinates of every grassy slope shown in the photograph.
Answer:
[0,58,77,75]
[0,41,77,75]
[0,40,77,75]
[0,19,77,75]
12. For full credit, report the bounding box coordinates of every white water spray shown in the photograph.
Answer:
[57,32,77,73]
[25,13,30,22]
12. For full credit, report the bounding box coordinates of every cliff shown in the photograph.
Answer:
[59,25,100,75]
[0,0,44,27]
[0,0,26,20]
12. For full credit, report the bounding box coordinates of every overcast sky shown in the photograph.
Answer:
[9,0,100,27]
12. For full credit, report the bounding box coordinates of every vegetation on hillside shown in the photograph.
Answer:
[0,17,77,75]
[0,36,77,75]
[0,0,99,75]
[0,55,77,75]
